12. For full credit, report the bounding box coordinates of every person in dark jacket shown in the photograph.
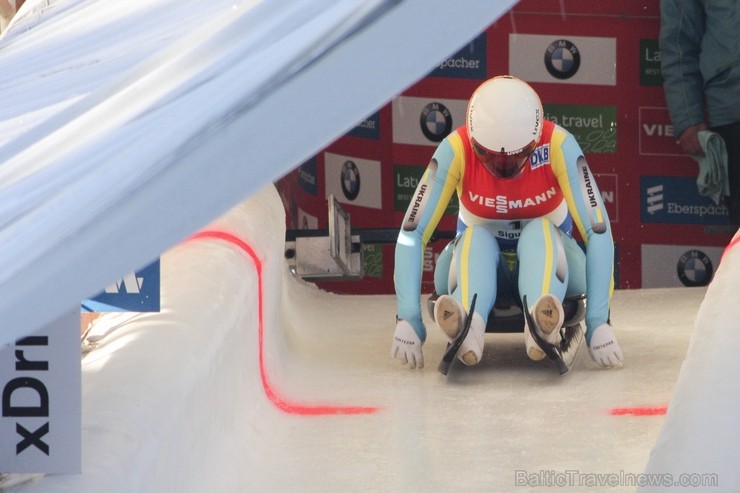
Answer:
[659,0,740,224]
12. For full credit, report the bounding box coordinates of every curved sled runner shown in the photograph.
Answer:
[428,292,586,375]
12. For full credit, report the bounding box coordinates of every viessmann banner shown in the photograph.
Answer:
[1,309,81,473]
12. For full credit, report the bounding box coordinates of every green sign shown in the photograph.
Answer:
[544,105,617,154]
[362,244,383,278]
[640,39,663,86]
[394,164,458,214]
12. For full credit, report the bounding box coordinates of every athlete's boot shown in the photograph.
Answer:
[524,293,564,361]
[434,295,485,365]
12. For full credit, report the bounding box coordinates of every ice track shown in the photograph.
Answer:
[7,185,728,493]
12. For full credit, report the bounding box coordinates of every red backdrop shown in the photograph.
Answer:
[276,1,734,295]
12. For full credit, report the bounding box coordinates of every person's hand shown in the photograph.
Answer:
[391,319,424,369]
[676,123,708,157]
[587,323,623,368]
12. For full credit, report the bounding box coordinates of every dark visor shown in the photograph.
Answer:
[472,138,536,179]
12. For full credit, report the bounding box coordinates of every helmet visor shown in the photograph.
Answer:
[472,138,536,179]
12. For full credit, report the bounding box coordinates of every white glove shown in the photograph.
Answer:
[587,323,623,368]
[391,319,424,369]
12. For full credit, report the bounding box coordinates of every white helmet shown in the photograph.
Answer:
[466,76,543,178]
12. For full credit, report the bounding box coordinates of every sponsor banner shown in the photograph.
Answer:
[641,176,730,225]
[279,183,300,229]
[428,32,487,80]
[594,173,618,223]
[641,244,723,288]
[394,164,424,212]
[544,104,617,153]
[639,107,682,156]
[296,206,318,230]
[324,152,382,209]
[421,241,450,291]
[297,157,318,195]
[391,96,468,146]
[346,111,380,140]
[83,260,160,312]
[421,241,458,290]
[362,244,383,278]
[640,39,663,86]
[1,309,81,473]
[509,34,616,85]
[394,164,458,214]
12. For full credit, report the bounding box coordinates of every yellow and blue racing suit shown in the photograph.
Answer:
[394,120,614,346]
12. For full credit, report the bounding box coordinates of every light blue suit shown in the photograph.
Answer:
[395,121,614,346]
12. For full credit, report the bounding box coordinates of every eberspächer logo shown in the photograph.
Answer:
[641,176,729,225]
[419,102,453,142]
[545,39,581,79]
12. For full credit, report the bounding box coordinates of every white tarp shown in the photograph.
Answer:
[0,0,517,346]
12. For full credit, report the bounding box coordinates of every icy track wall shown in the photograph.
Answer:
[18,185,288,493]
[640,228,740,492]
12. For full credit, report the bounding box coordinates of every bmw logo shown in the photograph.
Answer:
[341,160,360,201]
[676,249,713,287]
[419,102,453,142]
[544,39,581,80]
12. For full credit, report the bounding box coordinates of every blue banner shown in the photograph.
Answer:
[83,259,160,312]
[641,176,729,225]
[346,111,380,140]
[428,32,487,80]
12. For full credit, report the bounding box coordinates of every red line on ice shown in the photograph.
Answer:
[610,406,667,416]
[188,230,379,416]
[720,233,740,265]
